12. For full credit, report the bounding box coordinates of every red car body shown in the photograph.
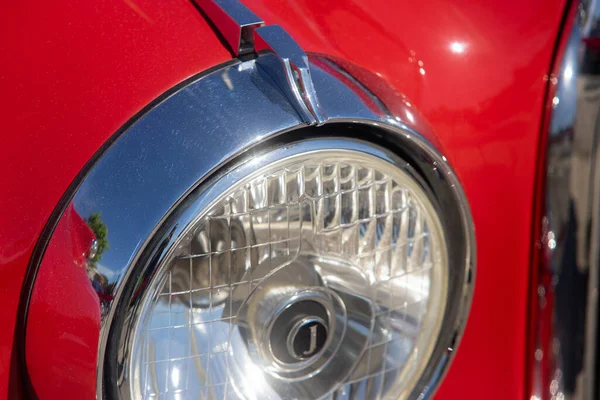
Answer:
[0,0,572,398]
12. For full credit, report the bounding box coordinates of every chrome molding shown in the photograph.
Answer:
[531,0,600,399]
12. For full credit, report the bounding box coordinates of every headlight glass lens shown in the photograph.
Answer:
[131,149,448,399]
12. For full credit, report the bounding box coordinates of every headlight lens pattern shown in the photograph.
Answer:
[131,150,448,399]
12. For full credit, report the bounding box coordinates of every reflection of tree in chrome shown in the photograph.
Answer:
[86,212,109,265]
[84,212,111,316]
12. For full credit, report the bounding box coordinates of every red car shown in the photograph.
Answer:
[1,0,598,399]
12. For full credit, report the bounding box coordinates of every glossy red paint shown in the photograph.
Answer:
[1,1,568,400]
[240,0,566,398]
[26,204,98,399]
[0,0,229,397]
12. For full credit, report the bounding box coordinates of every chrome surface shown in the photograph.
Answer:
[193,0,263,56]
[27,53,475,399]
[193,0,325,125]
[254,25,327,125]
[532,1,600,399]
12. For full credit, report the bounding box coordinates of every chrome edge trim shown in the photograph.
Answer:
[532,0,600,398]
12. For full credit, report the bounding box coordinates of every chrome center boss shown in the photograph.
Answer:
[24,1,475,399]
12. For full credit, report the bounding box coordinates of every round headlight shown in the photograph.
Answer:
[24,53,474,400]
[129,140,455,399]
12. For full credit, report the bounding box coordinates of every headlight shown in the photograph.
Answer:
[129,141,453,399]
[25,52,474,400]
